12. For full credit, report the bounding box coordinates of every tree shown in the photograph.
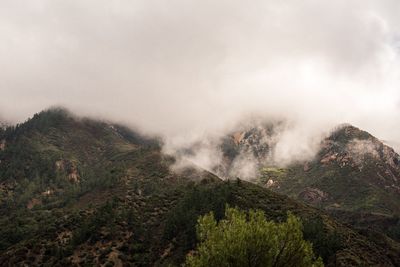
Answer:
[302,216,342,263]
[185,207,323,267]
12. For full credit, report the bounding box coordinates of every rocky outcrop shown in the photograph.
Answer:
[265,179,276,188]
[27,198,42,209]
[232,131,246,145]
[68,168,80,183]
[299,187,329,204]
[320,126,400,171]
[55,160,80,183]
[0,139,5,151]
[41,189,54,196]
[303,162,311,172]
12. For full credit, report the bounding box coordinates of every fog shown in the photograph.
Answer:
[1,1,400,171]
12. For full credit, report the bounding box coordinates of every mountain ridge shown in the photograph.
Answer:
[217,122,400,216]
[0,108,399,266]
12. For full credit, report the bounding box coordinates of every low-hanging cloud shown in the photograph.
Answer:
[1,0,400,172]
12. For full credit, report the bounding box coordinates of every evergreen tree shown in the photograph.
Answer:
[186,207,323,267]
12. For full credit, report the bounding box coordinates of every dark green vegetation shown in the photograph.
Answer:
[0,109,399,266]
[186,206,323,267]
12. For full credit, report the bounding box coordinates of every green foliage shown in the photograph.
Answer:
[185,206,323,267]
[163,183,231,247]
[303,216,342,263]
[387,216,400,241]
[71,200,117,247]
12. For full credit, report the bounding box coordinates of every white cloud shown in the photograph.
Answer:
[1,0,400,162]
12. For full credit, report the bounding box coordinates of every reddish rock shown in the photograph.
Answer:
[303,162,310,172]
[299,187,328,204]
[0,139,5,151]
[27,198,42,209]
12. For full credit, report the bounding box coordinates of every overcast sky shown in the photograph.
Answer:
[1,0,400,152]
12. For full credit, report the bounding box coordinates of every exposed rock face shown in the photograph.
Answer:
[55,160,80,183]
[218,123,282,179]
[27,198,42,209]
[232,131,246,145]
[347,139,380,165]
[55,160,65,171]
[68,168,80,183]
[0,139,5,151]
[224,125,279,162]
[41,189,53,196]
[266,179,276,188]
[320,125,400,189]
[320,152,338,165]
[382,145,400,170]
[299,188,329,204]
[303,162,310,172]
[319,151,353,167]
[323,125,400,168]
[56,230,72,245]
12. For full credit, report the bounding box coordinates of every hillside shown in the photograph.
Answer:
[220,123,400,215]
[218,122,400,248]
[0,109,399,266]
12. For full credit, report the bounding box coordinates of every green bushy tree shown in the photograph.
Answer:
[186,207,323,267]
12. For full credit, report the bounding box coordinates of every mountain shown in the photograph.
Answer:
[218,122,400,251]
[220,123,400,215]
[0,108,399,266]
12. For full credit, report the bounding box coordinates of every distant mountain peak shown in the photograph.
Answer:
[217,120,400,215]
[327,124,374,144]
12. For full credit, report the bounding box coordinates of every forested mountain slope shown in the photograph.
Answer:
[0,109,399,266]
